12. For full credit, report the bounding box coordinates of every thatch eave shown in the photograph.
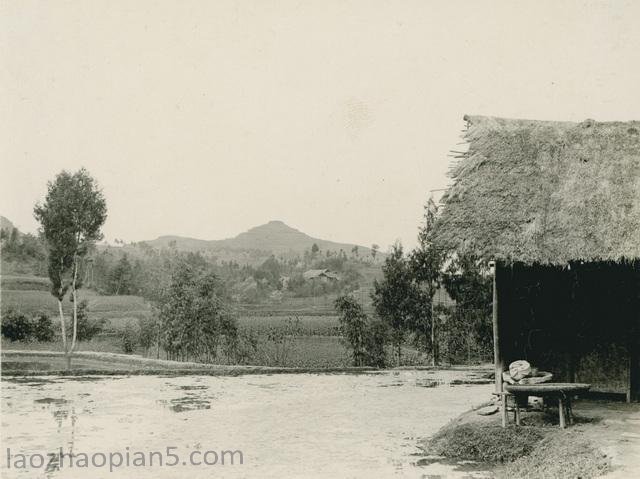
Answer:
[433,115,640,266]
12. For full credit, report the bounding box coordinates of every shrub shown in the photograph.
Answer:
[262,317,302,366]
[137,316,158,353]
[335,295,388,367]
[334,295,369,366]
[120,324,138,354]
[75,300,105,341]
[1,309,33,341]
[363,318,388,367]
[223,326,259,364]
[32,312,55,342]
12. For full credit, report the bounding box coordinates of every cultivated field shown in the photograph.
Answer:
[1,275,430,369]
[1,276,352,367]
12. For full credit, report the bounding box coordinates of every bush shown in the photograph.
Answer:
[363,319,388,367]
[262,317,302,366]
[223,326,259,364]
[335,295,388,367]
[75,300,105,341]
[137,316,158,353]
[120,324,138,354]
[1,310,33,341]
[32,312,55,342]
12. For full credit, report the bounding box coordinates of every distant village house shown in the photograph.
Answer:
[303,269,340,282]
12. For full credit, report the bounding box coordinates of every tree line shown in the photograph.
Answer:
[9,168,492,368]
[335,198,493,367]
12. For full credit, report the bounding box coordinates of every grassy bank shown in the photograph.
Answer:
[421,407,612,479]
[1,350,381,376]
[1,335,351,368]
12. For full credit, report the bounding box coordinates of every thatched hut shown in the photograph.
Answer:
[434,115,640,401]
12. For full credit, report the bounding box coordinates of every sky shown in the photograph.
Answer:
[2,0,640,250]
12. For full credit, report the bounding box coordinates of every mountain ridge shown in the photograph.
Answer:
[142,220,375,256]
[0,214,378,258]
[0,215,16,233]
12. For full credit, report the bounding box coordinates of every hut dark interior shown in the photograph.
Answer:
[497,261,639,400]
[434,115,640,401]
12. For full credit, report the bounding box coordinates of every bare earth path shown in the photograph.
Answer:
[574,401,640,478]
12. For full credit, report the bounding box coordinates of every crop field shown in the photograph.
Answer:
[0,276,390,368]
[0,275,51,291]
[1,289,151,322]
[238,315,341,336]
[2,285,340,332]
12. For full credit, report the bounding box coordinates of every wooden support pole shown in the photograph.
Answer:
[627,354,632,403]
[491,261,503,394]
[558,398,566,429]
[501,394,508,427]
[567,398,574,425]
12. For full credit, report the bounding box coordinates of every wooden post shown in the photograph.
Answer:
[558,398,566,428]
[501,393,508,427]
[492,261,507,428]
[491,261,503,394]
[627,355,632,403]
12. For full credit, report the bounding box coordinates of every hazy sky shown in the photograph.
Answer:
[3,1,640,250]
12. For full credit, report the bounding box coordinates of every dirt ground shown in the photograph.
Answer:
[422,397,640,478]
[573,400,640,478]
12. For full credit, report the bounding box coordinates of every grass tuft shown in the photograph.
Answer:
[427,422,544,463]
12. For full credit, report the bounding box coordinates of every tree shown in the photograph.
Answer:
[34,168,107,368]
[32,313,56,342]
[311,243,320,256]
[440,253,493,363]
[109,253,134,294]
[75,300,105,341]
[335,295,369,366]
[158,261,234,362]
[253,255,282,290]
[372,243,427,364]
[335,295,388,367]
[371,244,380,260]
[409,197,445,364]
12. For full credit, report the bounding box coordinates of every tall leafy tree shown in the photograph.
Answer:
[335,295,388,367]
[34,168,107,368]
[109,253,134,294]
[440,253,493,363]
[410,197,445,363]
[372,243,427,364]
[158,260,234,362]
[334,295,369,366]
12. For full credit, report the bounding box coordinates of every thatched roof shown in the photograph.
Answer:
[434,115,640,265]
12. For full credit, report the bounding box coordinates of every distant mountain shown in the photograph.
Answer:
[0,215,16,233]
[143,220,374,257]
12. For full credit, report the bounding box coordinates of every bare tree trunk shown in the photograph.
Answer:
[57,299,71,369]
[431,301,437,366]
[70,255,79,356]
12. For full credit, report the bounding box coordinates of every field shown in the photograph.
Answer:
[1,275,430,369]
[1,277,353,367]
[1,288,150,315]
